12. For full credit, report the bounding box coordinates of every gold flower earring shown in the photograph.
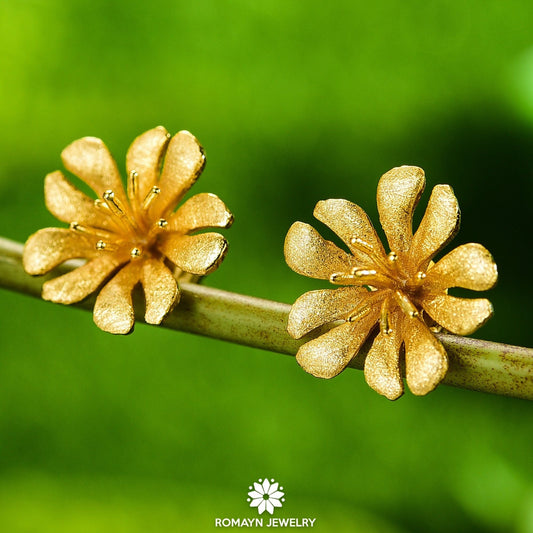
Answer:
[23,126,233,334]
[284,166,497,400]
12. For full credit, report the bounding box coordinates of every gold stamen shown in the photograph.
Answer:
[127,170,138,201]
[130,247,142,259]
[349,237,380,263]
[94,197,131,233]
[394,290,419,318]
[388,251,398,262]
[347,303,371,322]
[380,299,392,335]
[353,268,378,277]
[95,240,119,252]
[351,266,400,286]
[142,186,160,210]
[102,189,139,234]
[102,190,126,217]
[94,198,110,210]
[349,237,395,275]
[408,271,428,288]
[156,218,168,229]
[330,272,356,284]
[70,222,115,240]
[350,237,373,251]
[95,240,117,251]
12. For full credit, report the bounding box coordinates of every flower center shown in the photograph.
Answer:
[329,237,430,332]
[70,171,170,260]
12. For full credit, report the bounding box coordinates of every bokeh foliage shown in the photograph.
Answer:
[1,1,533,531]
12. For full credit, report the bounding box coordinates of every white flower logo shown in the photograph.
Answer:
[247,478,285,515]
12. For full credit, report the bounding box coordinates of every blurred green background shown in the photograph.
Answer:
[1,1,533,531]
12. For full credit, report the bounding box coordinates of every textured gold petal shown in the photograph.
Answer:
[296,317,376,379]
[126,126,170,202]
[410,184,460,270]
[151,130,206,217]
[158,232,228,275]
[42,254,125,304]
[422,293,493,335]
[169,193,233,233]
[287,286,370,339]
[44,171,114,230]
[141,258,180,325]
[284,222,354,280]
[313,199,387,265]
[404,318,448,395]
[93,261,142,334]
[376,166,425,254]
[364,315,403,400]
[61,136,128,205]
[424,243,498,291]
[23,228,97,275]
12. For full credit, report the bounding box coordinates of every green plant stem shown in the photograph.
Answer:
[1,236,532,400]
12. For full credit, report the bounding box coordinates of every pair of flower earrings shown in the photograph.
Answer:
[23,126,497,400]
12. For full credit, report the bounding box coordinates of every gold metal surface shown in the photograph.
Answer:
[45,171,115,230]
[285,165,498,399]
[404,317,448,396]
[364,312,403,400]
[296,317,377,379]
[158,232,228,276]
[125,126,170,202]
[169,193,234,233]
[23,127,233,334]
[23,228,98,274]
[42,254,125,305]
[285,221,355,279]
[62,136,128,207]
[287,286,367,339]
[376,165,425,255]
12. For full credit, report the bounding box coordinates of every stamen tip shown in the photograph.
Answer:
[142,186,162,210]
[94,198,108,209]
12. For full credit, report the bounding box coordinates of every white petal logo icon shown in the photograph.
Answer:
[247,478,285,515]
